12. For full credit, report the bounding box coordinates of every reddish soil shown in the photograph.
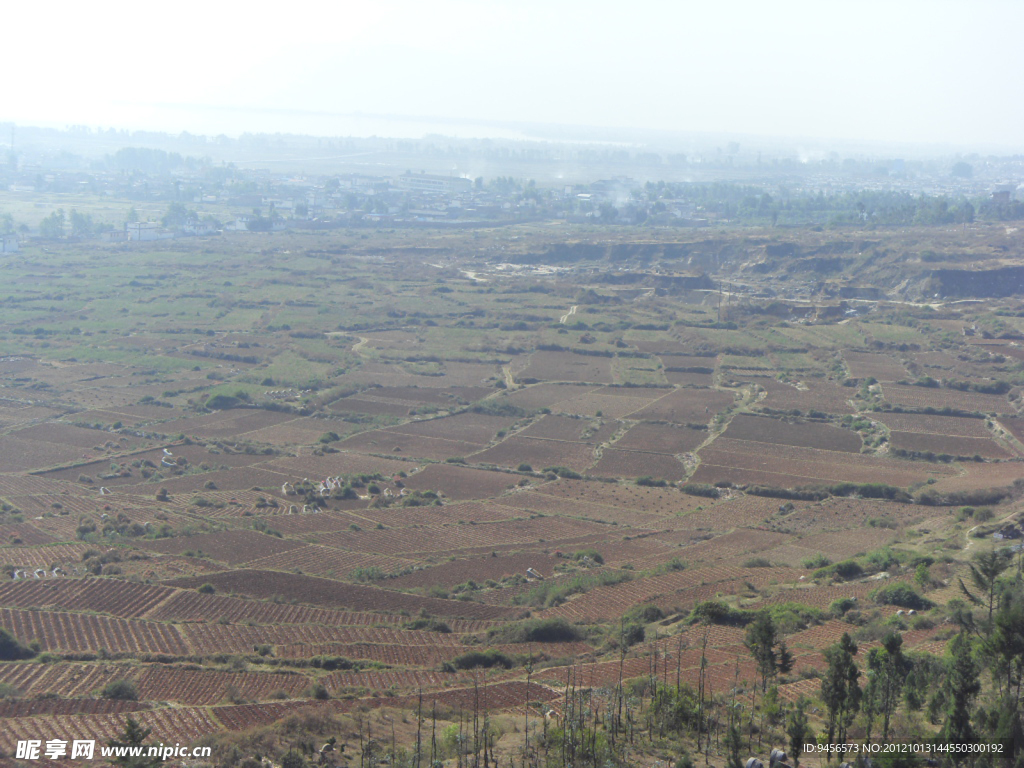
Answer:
[722,413,862,452]
[163,569,516,620]
[628,388,736,424]
[403,464,520,500]
[612,423,706,454]
[470,436,597,471]
[889,431,1011,458]
[0,608,189,655]
[385,552,561,589]
[140,529,306,565]
[589,449,687,481]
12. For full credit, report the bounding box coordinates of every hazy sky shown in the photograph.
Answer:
[6,0,1023,149]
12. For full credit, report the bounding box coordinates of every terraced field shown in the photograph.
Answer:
[2,226,1018,761]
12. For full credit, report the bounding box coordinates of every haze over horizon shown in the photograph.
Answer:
[6,0,1023,153]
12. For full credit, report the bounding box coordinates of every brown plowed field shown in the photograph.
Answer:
[498,491,670,528]
[144,590,360,626]
[0,698,150,718]
[389,413,517,444]
[267,453,415,480]
[876,412,992,437]
[0,609,189,655]
[880,383,1013,413]
[0,543,98,568]
[384,552,561,589]
[237,418,328,445]
[589,449,687,480]
[664,371,715,387]
[612,423,706,454]
[135,666,312,705]
[519,351,614,384]
[315,516,612,557]
[339,430,483,461]
[0,662,129,699]
[889,431,1011,458]
[0,522,60,546]
[141,529,306,564]
[779,496,926,534]
[925,461,1024,492]
[723,414,862,452]
[530,478,704,515]
[842,351,909,381]
[755,378,855,414]
[402,464,520,500]
[0,474,72,495]
[355,500,525,528]
[517,415,618,443]
[329,396,414,417]
[556,393,660,419]
[241,545,420,580]
[161,409,299,438]
[997,416,1024,444]
[161,569,515,620]
[0,579,174,619]
[504,384,597,409]
[180,623,467,655]
[118,467,295,497]
[628,389,736,424]
[0,707,221,755]
[470,436,597,471]
[674,495,814,530]
[669,528,792,562]
[695,437,952,487]
[0,436,90,472]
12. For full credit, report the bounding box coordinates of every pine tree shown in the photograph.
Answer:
[787,698,810,768]
[941,632,980,747]
[745,612,785,692]
[821,633,861,750]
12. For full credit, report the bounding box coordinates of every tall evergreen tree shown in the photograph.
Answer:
[941,632,980,748]
[821,633,861,749]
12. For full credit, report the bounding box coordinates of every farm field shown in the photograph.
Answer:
[0,224,1021,763]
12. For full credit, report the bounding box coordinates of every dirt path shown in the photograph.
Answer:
[559,305,577,324]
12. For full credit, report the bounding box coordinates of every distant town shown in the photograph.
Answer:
[1,125,1024,250]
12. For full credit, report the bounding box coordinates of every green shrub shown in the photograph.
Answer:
[621,623,645,646]
[870,583,932,611]
[404,618,452,633]
[829,597,858,616]
[681,483,720,499]
[687,600,750,627]
[816,560,864,581]
[571,549,604,565]
[0,628,36,661]
[101,679,139,701]
[622,604,666,624]
[450,650,515,671]
[802,554,831,569]
[487,618,583,644]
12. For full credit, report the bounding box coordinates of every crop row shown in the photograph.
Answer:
[0,579,173,619]
[0,708,221,755]
[0,609,189,655]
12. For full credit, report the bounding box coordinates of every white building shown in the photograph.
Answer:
[395,172,472,194]
[125,222,174,241]
[0,235,18,253]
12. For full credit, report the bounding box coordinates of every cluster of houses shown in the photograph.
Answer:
[2,155,1021,247]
